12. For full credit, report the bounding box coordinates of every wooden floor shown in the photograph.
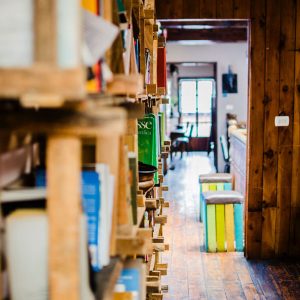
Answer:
[161,152,300,300]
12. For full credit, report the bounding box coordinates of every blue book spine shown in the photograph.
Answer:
[117,268,140,293]
[35,169,102,271]
[82,171,101,271]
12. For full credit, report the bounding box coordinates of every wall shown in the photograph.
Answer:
[156,0,300,259]
[166,42,249,173]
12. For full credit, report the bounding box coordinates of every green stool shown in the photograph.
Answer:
[202,190,244,252]
[199,173,232,222]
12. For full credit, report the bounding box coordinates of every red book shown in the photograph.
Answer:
[157,47,166,88]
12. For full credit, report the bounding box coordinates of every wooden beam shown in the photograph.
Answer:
[290,0,300,257]
[47,135,81,300]
[245,0,266,259]
[0,67,85,103]
[261,0,280,259]
[275,0,296,256]
[166,27,247,42]
[159,20,248,28]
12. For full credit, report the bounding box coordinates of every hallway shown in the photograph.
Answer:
[161,153,300,300]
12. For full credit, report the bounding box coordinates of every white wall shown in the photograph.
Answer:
[166,42,248,171]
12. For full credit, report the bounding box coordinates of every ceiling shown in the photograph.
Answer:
[158,19,248,43]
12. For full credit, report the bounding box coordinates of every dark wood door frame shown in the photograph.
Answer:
[168,62,218,169]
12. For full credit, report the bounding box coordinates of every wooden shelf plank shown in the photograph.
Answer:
[116,228,153,255]
[0,106,127,137]
[0,67,85,105]
[0,187,46,203]
[137,206,146,226]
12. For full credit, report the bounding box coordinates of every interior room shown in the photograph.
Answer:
[0,1,300,300]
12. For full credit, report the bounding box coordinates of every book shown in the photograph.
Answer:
[114,259,146,300]
[81,170,101,271]
[5,210,94,300]
[138,114,158,184]
[35,165,115,271]
[128,152,138,224]
[157,46,167,89]
[95,164,115,268]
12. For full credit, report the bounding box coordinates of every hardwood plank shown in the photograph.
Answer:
[47,135,81,300]
[290,0,300,257]
[200,0,217,18]
[261,208,277,258]
[216,0,234,19]
[233,0,251,19]
[261,0,280,259]
[224,281,246,299]
[245,0,266,259]
[219,253,239,281]
[183,0,200,19]
[275,0,296,256]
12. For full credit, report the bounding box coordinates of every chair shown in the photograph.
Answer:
[171,124,194,159]
[220,135,230,173]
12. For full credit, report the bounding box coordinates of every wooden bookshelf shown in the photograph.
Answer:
[0,0,169,299]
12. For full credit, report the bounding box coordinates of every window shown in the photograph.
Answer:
[179,78,215,137]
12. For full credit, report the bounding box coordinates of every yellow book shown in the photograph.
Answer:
[81,0,97,13]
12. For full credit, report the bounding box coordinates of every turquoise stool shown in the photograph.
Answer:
[202,190,244,252]
[199,173,232,222]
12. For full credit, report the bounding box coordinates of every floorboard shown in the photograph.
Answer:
[162,152,300,300]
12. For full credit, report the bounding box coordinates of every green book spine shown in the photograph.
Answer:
[138,116,155,166]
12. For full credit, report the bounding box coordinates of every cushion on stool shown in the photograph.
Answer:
[199,173,232,184]
[202,190,244,204]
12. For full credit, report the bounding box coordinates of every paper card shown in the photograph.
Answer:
[82,9,119,66]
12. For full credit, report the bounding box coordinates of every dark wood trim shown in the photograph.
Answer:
[166,27,247,42]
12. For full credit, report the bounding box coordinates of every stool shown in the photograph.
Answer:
[199,173,232,222]
[202,190,244,253]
